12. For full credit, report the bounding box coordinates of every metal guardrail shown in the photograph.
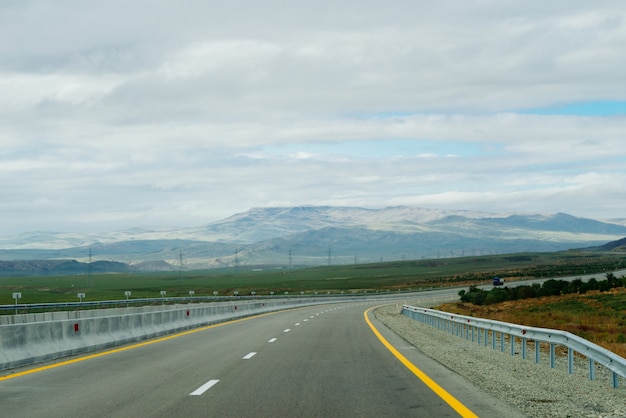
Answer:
[401,304,626,389]
[0,294,357,315]
[0,288,436,317]
[0,290,432,324]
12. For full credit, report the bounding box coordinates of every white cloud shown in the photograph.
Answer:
[1,0,626,234]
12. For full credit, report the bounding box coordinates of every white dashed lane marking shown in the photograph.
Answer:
[268,338,277,343]
[243,352,257,360]
[190,379,219,396]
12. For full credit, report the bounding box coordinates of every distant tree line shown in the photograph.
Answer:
[458,273,626,306]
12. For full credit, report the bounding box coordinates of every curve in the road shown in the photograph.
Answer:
[364,306,478,418]
[2,303,483,417]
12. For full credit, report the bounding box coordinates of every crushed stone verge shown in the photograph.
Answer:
[375,304,626,418]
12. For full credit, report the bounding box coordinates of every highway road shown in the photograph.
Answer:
[0,300,519,417]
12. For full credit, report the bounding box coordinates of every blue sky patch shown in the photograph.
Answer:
[522,101,626,116]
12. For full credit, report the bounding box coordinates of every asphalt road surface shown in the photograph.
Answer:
[0,301,519,417]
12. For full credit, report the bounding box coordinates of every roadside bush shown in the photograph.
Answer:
[485,288,508,304]
[568,278,583,294]
[598,279,612,292]
[585,278,599,291]
[514,285,537,299]
[539,279,568,297]
[458,275,626,305]
[459,284,488,305]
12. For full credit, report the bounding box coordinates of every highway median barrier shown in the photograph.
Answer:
[0,298,321,370]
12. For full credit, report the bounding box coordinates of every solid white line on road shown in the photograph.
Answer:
[284,329,291,333]
[268,338,277,343]
[190,379,220,396]
[243,352,257,360]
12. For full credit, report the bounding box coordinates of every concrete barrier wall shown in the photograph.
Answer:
[1,300,274,325]
[0,298,327,370]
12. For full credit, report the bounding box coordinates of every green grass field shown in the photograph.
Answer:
[1,251,625,304]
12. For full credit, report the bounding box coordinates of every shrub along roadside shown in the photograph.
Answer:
[458,273,626,306]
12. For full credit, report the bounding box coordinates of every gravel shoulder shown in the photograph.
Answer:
[374,303,626,418]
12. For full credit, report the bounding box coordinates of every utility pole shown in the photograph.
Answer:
[87,248,93,288]
[179,248,184,281]
[234,248,239,273]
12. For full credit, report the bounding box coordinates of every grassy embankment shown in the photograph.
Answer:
[439,288,626,358]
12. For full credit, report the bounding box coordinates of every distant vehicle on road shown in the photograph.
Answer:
[492,277,504,286]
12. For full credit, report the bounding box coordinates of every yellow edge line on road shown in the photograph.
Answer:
[0,311,279,382]
[364,306,478,418]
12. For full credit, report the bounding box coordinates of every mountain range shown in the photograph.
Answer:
[1,206,625,274]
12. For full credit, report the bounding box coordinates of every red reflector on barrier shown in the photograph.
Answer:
[74,323,79,332]
[186,310,190,316]
[234,306,237,310]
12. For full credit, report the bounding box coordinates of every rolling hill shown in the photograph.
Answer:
[0,206,625,274]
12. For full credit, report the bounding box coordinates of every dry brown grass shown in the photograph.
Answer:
[439,288,626,358]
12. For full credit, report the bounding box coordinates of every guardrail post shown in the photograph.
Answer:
[522,337,527,360]
[492,330,497,350]
[550,343,556,368]
[484,329,488,347]
[510,334,516,356]
[589,358,595,381]
[535,341,540,364]
[500,332,505,352]
[568,348,574,374]
[612,372,619,389]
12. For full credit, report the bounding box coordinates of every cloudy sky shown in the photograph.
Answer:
[1,1,625,235]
